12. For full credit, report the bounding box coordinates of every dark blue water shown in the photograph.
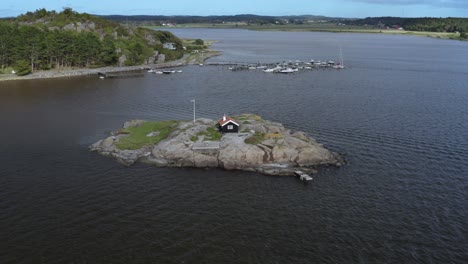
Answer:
[0,29,467,263]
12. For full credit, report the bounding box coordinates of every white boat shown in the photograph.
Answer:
[155,71,163,74]
[147,69,156,73]
[248,66,256,70]
[162,70,176,74]
[176,70,183,73]
[333,48,345,69]
[263,66,281,73]
[279,68,295,74]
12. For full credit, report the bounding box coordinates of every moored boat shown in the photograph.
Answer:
[279,68,295,74]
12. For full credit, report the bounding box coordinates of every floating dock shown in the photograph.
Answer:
[98,72,144,79]
[294,171,313,182]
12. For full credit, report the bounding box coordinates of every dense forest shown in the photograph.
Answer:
[345,17,468,33]
[0,8,184,76]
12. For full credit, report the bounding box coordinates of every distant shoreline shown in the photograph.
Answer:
[149,24,467,41]
[0,49,221,82]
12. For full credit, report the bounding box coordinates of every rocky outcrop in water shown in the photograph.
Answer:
[90,114,344,176]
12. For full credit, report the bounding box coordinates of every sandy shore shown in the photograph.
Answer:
[0,50,222,82]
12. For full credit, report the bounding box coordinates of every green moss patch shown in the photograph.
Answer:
[245,132,265,145]
[193,127,222,142]
[236,114,263,122]
[116,121,178,150]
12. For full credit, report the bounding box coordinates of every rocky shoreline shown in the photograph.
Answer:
[0,50,221,82]
[90,114,344,176]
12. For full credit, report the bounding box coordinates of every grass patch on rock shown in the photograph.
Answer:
[245,132,265,145]
[116,121,178,150]
[236,114,263,122]
[264,132,284,140]
[193,127,222,142]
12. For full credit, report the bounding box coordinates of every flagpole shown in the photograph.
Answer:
[191,99,196,123]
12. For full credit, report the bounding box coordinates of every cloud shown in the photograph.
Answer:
[342,0,468,8]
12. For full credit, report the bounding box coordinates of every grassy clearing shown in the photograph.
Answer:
[245,132,265,145]
[115,121,178,150]
[235,114,262,122]
[245,132,284,145]
[191,127,222,142]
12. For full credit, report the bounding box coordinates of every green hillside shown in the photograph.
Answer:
[0,8,184,76]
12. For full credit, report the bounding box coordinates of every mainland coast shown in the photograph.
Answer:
[0,47,221,82]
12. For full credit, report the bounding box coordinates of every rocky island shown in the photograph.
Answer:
[90,114,344,176]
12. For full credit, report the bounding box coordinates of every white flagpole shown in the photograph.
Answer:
[190,99,196,123]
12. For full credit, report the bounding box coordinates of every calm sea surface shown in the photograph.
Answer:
[1,29,467,263]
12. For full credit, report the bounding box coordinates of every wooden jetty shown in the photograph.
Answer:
[97,71,144,79]
[294,171,313,182]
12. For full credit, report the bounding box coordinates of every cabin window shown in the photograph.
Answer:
[228,125,233,130]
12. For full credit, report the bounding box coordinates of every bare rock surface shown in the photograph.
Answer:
[90,114,344,175]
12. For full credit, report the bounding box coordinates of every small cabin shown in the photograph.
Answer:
[163,42,176,50]
[218,115,239,133]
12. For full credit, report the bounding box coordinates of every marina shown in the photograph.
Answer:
[208,58,345,73]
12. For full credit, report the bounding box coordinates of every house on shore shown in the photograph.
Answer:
[163,42,176,50]
[218,114,239,133]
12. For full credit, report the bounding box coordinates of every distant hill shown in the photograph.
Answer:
[100,14,339,25]
[338,17,468,33]
[101,14,468,34]
[0,8,184,75]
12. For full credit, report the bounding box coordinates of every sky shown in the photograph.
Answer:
[1,0,467,18]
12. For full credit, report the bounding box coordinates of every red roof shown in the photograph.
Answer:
[218,116,239,127]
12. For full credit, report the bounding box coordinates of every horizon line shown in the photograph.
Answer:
[2,12,467,19]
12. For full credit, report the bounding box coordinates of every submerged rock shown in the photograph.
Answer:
[90,114,344,176]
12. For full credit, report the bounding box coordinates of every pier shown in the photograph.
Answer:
[295,171,313,182]
[98,72,144,79]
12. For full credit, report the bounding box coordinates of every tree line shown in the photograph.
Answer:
[0,8,184,76]
[346,17,468,33]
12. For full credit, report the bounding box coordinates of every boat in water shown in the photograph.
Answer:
[278,68,296,74]
[263,66,281,73]
[333,48,345,69]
